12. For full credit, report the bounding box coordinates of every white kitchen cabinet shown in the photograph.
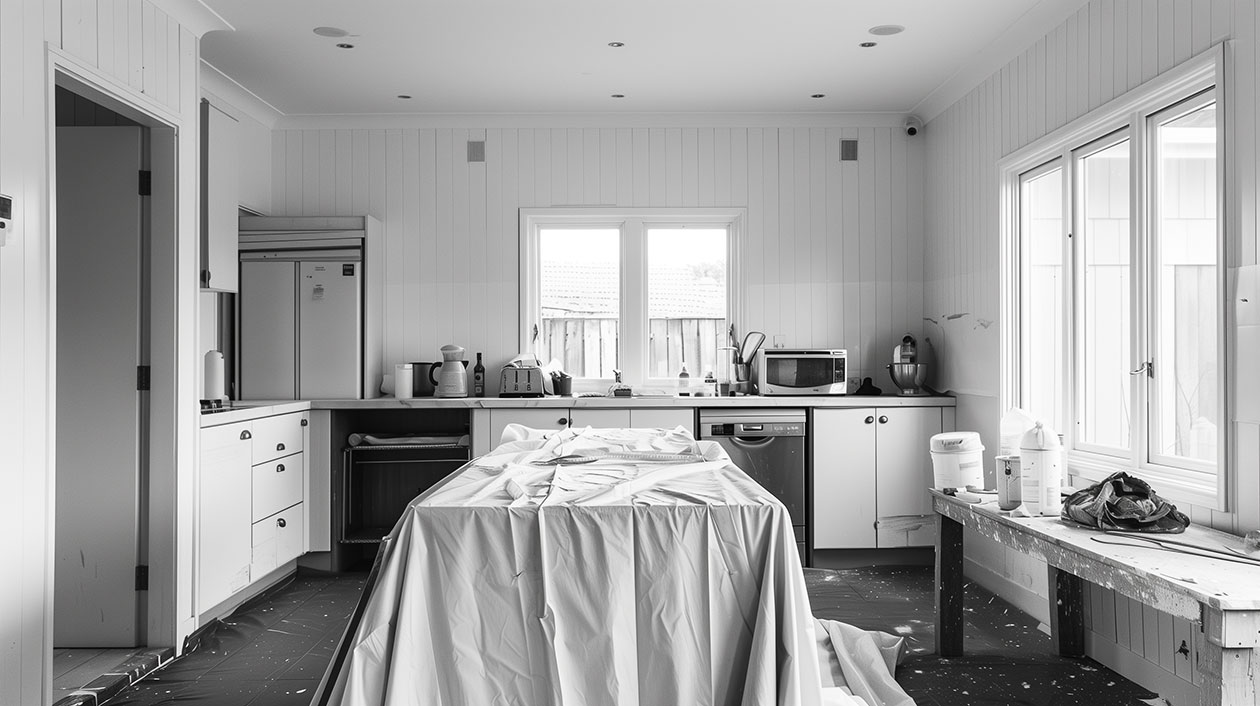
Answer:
[198,410,308,617]
[629,408,695,433]
[812,406,945,550]
[200,99,240,292]
[198,421,253,613]
[479,407,695,455]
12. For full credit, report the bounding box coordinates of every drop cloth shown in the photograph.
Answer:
[325,425,910,706]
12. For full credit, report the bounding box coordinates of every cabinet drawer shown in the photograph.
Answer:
[252,452,303,522]
[251,413,306,465]
[251,503,304,579]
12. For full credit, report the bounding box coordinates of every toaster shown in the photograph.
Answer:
[499,364,546,398]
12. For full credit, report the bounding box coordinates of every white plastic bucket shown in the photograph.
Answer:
[929,432,985,490]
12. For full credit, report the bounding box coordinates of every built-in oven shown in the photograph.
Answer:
[758,349,847,395]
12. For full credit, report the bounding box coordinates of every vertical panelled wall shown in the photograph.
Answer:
[269,125,924,388]
[924,0,1252,698]
[0,1,200,703]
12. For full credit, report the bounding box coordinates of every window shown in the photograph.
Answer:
[521,208,743,390]
[1001,47,1225,507]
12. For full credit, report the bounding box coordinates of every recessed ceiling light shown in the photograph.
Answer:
[811,94,825,99]
[336,43,355,49]
[611,94,625,98]
[860,42,877,48]
[608,42,625,48]
[397,95,412,100]
[313,26,349,38]
[868,25,905,36]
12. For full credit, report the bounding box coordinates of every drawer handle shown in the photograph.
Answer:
[276,463,285,473]
[276,442,285,451]
[878,415,888,424]
[558,417,568,426]
[240,430,252,440]
[864,416,874,424]
[301,419,308,427]
[277,518,286,528]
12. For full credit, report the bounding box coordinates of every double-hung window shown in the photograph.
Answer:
[520,208,744,391]
[1001,47,1226,507]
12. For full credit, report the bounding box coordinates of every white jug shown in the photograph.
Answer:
[431,344,468,398]
[1019,422,1062,516]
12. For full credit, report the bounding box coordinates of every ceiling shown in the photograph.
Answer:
[199,0,1071,117]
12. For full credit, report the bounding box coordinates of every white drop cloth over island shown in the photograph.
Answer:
[324,425,912,706]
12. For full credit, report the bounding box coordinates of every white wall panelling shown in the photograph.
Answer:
[1,0,214,701]
[924,0,1256,696]
[270,124,926,391]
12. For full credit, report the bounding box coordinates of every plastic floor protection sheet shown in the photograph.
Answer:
[324,425,914,706]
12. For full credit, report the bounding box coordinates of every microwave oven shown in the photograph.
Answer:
[758,349,847,395]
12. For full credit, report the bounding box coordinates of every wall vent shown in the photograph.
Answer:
[467,141,486,163]
[840,139,858,161]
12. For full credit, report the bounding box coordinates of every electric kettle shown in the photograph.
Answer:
[429,344,469,398]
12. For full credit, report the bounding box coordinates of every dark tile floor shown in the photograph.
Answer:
[105,566,1156,706]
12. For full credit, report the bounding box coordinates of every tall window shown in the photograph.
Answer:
[521,208,743,389]
[1002,48,1224,506]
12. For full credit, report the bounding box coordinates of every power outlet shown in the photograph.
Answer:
[0,193,12,247]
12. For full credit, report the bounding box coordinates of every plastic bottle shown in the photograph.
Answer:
[1020,421,1063,516]
[704,370,717,397]
[472,352,485,397]
[677,362,690,396]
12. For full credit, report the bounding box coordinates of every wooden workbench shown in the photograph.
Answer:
[932,489,1260,706]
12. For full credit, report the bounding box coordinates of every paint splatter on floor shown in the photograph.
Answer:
[107,566,1155,705]
[806,566,1159,706]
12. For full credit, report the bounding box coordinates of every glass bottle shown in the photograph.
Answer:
[473,352,485,397]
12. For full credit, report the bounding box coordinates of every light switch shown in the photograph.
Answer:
[0,193,12,247]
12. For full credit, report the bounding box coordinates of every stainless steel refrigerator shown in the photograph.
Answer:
[238,217,369,400]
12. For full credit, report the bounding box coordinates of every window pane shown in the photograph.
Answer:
[538,228,619,377]
[1078,140,1131,451]
[1020,166,1066,433]
[646,228,727,378]
[1153,102,1217,465]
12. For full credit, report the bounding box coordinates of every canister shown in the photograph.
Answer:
[1019,422,1062,516]
[929,431,985,490]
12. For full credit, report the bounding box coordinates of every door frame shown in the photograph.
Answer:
[46,47,198,656]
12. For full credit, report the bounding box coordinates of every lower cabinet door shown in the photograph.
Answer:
[812,408,877,549]
[629,408,695,434]
[875,407,943,548]
[567,409,629,429]
[199,423,254,613]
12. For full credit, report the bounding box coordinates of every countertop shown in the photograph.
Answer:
[201,394,954,428]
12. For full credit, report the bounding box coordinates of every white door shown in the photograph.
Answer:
[875,407,943,548]
[239,260,296,399]
[55,127,143,647]
[297,260,361,399]
[812,408,877,549]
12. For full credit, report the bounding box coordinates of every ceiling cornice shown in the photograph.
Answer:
[273,112,913,131]
[914,0,1092,124]
[200,60,283,128]
[149,0,233,37]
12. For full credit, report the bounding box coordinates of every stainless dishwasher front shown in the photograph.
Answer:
[699,409,808,565]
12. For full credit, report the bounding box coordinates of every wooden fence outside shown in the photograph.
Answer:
[539,317,727,378]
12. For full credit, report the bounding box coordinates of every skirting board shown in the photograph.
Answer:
[964,556,1050,625]
[1086,630,1199,705]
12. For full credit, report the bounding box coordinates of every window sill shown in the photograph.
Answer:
[1067,453,1223,512]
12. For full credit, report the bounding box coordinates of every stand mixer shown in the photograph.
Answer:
[887,334,929,396]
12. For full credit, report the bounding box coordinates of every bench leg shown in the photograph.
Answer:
[1197,607,1260,705]
[935,513,964,657]
[1047,566,1085,657]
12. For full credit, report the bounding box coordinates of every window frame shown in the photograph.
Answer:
[999,44,1228,509]
[519,207,745,391]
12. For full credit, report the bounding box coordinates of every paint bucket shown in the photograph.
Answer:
[929,431,985,490]
[996,455,1022,510]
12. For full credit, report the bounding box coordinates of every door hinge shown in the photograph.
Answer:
[138,170,152,196]
[135,565,149,591]
[137,365,151,391]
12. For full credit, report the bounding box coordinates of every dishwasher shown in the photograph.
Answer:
[699,409,808,566]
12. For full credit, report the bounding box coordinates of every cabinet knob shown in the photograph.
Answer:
[276,463,285,473]
[277,518,286,528]
[276,442,285,451]
[300,419,308,427]
[558,417,568,426]
[878,415,888,424]
[240,430,252,440]
[864,416,874,424]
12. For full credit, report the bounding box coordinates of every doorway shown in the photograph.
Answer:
[50,79,178,697]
